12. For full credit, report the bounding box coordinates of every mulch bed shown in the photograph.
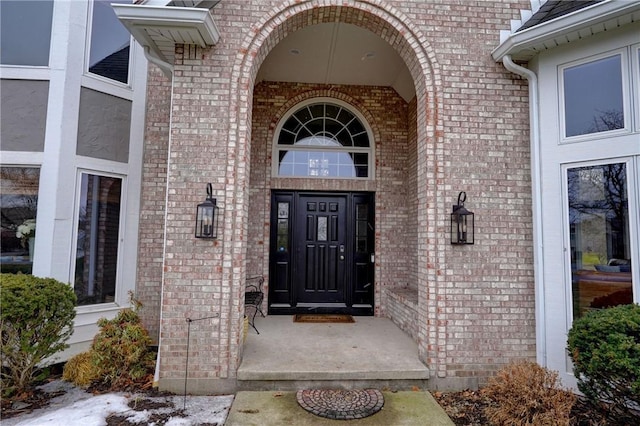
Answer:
[432,388,630,426]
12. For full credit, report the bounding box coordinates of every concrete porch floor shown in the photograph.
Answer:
[237,315,430,391]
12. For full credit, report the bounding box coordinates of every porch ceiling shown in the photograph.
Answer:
[256,23,416,102]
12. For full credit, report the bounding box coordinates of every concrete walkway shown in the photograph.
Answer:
[225,390,454,425]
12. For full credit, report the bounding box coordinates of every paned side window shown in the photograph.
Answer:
[0,167,40,275]
[74,173,123,306]
[562,54,625,138]
[274,101,373,179]
[88,0,131,84]
[0,0,53,66]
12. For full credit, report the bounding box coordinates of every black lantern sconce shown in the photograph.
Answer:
[451,191,474,245]
[195,183,219,239]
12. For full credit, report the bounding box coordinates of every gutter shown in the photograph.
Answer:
[492,0,640,62]
[501,55,546,367]
[144,46,174,77]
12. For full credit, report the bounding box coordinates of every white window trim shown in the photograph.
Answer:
[558,48,631,144]
[71,168,129,314]
[0,152,44,166]
[271,97,375,180]
[632,44,640,134]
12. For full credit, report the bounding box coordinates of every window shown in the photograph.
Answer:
[0,167,40,274]
[274,101,372,178]
[88,0,131,84]
[74,173,123,306]
[562,54,625,138]
[0,0,53,66]
[567,162,633,319]
[634,45,640,132]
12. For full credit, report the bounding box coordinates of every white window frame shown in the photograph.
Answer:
[71,168,128,313]
[271,97,375,180]
[560,156,639,329]
[83,0,135,94]
[558,48,631,144]
[632,43,640,134]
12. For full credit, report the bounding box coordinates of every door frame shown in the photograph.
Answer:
[268,190,375,315]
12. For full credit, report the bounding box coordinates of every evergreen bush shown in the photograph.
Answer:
[483,361,576,425]
[567,304,640,422]
[0,274,76,396]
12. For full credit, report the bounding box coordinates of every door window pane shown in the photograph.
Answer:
[0,167,40,274]
[317,217,328,241]
[0,1,53,66]
[88,0,131,84]
[74,174,122,305]
[568,163,633,319]
[563,55,624,137]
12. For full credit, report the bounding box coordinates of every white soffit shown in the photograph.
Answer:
[112,4,220,64]
[492,0,640,62]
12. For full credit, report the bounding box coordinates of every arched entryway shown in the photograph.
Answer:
[226,0,445,377]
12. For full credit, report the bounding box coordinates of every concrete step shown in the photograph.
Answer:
[237,316,430,391]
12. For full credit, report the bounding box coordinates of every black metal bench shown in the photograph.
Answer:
[244,275,265,334]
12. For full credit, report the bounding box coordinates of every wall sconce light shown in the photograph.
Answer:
[451,191,474,245]
[195,183,219,239]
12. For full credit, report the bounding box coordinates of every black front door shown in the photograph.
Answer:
[269,191,374,315]
[295,193,347,305]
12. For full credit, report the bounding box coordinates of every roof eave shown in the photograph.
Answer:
[492,0,640,62]
[113,4,220,64]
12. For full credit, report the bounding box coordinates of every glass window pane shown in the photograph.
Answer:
[89,0,131,84]
[0,0,53,66]
[0,167,40,274]
[77,87,131,162]
[296,107,312,123]
[317,217,328,241]
[276,102,371,178]
[564,55,624,137]
[75,174,122,306]
[568,163,633,319]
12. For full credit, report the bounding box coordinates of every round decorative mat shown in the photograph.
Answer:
[296,389,384,420]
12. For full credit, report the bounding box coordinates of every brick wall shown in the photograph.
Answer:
[136,0,536,392]
[136,65,172,343]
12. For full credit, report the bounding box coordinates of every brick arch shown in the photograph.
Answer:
[226,0,444,372]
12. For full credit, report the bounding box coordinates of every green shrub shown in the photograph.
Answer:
[483,361,576,426]
[64,299,155,390]
[0,274,76,396]
[567,304,640,422]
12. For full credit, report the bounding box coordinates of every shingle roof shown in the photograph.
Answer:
[517,0,605,32]
[89,45,130,84]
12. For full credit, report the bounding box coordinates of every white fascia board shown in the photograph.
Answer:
[140,0,171,6]
[492,0,640,62]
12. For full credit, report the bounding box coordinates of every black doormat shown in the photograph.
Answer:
[293,314,355,323]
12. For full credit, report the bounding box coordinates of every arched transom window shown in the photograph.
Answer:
[274,100,373,178]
